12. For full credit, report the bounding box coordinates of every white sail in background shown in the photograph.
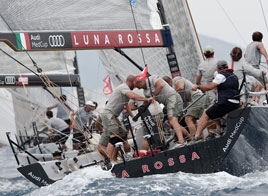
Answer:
[0,44,76,144]
[0,89,16,145]
[0,38,76,139]
[0,43,75,74]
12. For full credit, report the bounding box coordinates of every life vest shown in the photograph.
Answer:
[217,70,239,104]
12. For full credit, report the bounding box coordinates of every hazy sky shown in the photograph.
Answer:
[188,0,268,48]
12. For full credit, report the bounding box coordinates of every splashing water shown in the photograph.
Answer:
[1,146,268,196]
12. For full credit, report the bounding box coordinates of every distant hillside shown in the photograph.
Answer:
[199,34,242,61]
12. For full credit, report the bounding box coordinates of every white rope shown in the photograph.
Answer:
[259,0,268,35]
[215,0,247,46]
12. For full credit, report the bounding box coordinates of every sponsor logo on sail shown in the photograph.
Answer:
[5,76,15,85]
[18,76,29,85]
[71,30,163,49]
[49,35,65,47]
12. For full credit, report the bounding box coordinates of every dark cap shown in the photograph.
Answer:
[217,60,228,69]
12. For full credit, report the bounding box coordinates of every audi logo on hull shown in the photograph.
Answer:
[48,35,65,47]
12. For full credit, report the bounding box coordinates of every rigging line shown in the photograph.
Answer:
[0,13,77,107]
[0,92,91,148]
[0,48,80,109]
[0,92,224,135]
[259,0,268,35]
[15,63,29,98]
[0,50,80,128]
[215,0,247,46]
[0,48,39,77]
[128,0,146,66]
[0,91,228,141]
[0,14,37,68]
[62,51,74,92]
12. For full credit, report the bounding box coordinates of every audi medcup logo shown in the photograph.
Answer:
[48,35,65,47]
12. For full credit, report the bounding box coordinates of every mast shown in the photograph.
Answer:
[73,52,86,107]
[185,0,204,60]
[157,0,181,78]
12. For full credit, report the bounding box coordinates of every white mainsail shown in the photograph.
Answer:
[99,0,203,85]
[0,0,202,83]
[0,0,202,144]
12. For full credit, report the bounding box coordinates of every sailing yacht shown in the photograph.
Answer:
[0,0,268,186]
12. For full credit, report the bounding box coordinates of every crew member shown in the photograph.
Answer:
[163,76,208,137]
[72,101,96,146]
[128,89,164,150]
[245,31,268,69]
[98,75,150,161]
[196,45,218,103]
[46,111,70,146]
[47,95,72,125]
[230,47,268,105]
[192,60,240,141]
[135,74,191,147]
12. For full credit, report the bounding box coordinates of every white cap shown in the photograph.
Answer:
[204,45,214,53]
[86,101,95,107]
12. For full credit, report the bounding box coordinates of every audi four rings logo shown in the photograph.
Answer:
[5,76,15,85]
[48,35,65,47]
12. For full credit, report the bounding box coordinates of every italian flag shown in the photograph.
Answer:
[15,33,31,50]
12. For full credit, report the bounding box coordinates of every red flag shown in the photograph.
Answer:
[135,66,148,82]
[103,75,112,95]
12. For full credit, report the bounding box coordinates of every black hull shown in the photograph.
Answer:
[219,106,268,176]
[18,163,55,187]
[112,107,251,178]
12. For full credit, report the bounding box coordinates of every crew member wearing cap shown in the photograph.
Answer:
[196,45,218,103]
[192,60,240,141]
[72,101,96,146]
[98,75,150,161]
[135,74,191,147]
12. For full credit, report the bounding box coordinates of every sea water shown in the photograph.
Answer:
[1,146,268,196]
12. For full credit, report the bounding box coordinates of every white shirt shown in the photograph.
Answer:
[197,58,218,84]
[47,117,68,132]
[212,73,226,85]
